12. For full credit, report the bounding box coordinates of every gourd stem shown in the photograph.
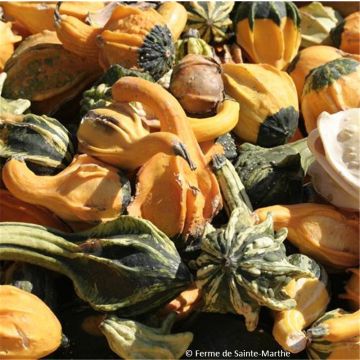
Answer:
[288,138,315,174]
[212,154,254,225]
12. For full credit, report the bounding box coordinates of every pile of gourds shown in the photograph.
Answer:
[0,1,359,359]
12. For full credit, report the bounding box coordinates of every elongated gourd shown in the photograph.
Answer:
[0,285,62,359]
[0,217,192,315]
[272,262,330,353]
[0,189,70,231]
[112,77,222,239]
[157,2,188,42]
[255,204,359,269]
[2,154,131,223]
[77,105,194,171]
[306,309,360,359]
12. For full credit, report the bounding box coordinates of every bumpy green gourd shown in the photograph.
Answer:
[80,64,154,115]
[0,217,192,315]
[234,139,314,209]
[195,154,314,331]
[100,313,193,360]
[0,112,75,175]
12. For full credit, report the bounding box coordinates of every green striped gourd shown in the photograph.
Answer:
[185,1,235,43]
[194,155,314,331]
[0,217,192,315]
[0,112,74,175]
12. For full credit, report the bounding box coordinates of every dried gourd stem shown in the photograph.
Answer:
[212,154,254,225]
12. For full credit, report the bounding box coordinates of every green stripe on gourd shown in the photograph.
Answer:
[0,217,192,315]
[303,58,359,94]
[0,113,74,175]
[185,1,235,43]
[195,154,314,331]
[235,1,300,29]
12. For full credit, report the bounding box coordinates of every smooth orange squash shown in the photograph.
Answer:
[112,77,222,239]
[0,189,70,231]
[255,204,359,269]
[0,21,22,71]
[340,268,360,310]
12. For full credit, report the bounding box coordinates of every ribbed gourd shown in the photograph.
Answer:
[184,1,235,43]
[3,30,100,114]
[77,105,193,171]
[298,2,341,48]
[331,11,360,55]
[233,1,301,69]
[272,257,330,353]
[255,204,359,270]
[97,5,175,80]
[306,309,360,359]
[0,285,62,359]
[301,58,360,133]
[2,154,131,224]
[195,155,314,332]
[0,217,192,315]
[0,189,70,231]
[0,112,75,176]
[175,29,213,63]
[222,63,299,147]
[287,45,359,99]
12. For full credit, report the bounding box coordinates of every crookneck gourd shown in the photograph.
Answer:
[0,21,22,72]
[184,1,235,43]
[0,112,75,176]
[222,63,299,147]
[287,45,359,99]
[100,313,193,360]
[194,155,314,332]
[111,77,222,240]
[77,105,193,171]
[3,30,101,114]
[331,11,360,55]
[0,285,62,359]
[301,58,360,133]
[233,1,301,69]
[272,256,330,353]
[0,216,192,315]
[2,154,131,224]
[306,309,360,359]
[0,189,70,232]
[255,204,360,270]
[80,64,154,115]
[234,139,313,209]
[1,2,105,34]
